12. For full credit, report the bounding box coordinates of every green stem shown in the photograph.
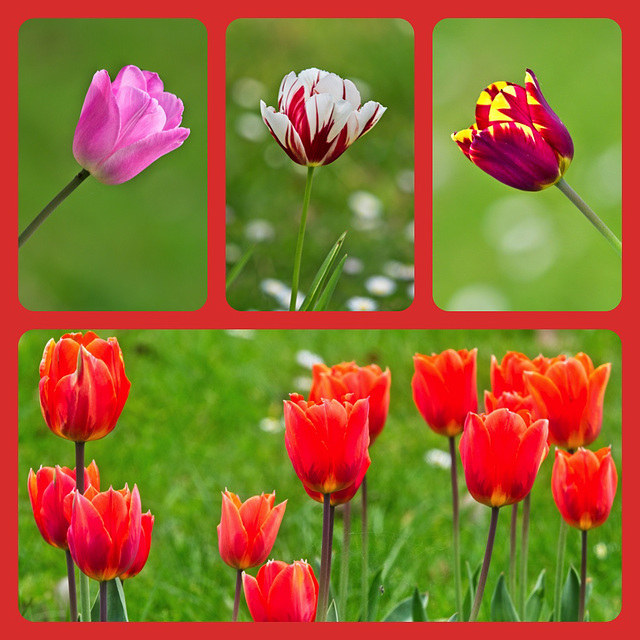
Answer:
[232,568,242,622]
[509,502,518,603]
[449,436,463,620]
[468,507,499,622]
[519,492,531,619]
[74,441,91,622]
[361,475,369,621]
[19,169,90,249]
[578,530,587,622]
[339,501,351,619]
[555,177,621,257]
[554,516,568,621]
[99,581,107,622]
[317,493,334,622]
[289,166,316,310]
[65,550,78,622]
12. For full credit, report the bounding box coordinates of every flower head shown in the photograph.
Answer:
[260,68,386,166]
[243,560,319,622]
[412,348,478,437]
[551,447,618,530]
[73,65,190,185]
[524,352,611,449]
[67,484,142,582]
[309,361,391,444]
[27,461,100,550]
[217,490,286,570]
[39,331,130,442]
[452,69,573,191]
[283,393,370,501]
[459,409,549,508]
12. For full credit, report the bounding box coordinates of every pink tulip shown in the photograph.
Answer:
[260,68,386,166]
[73,65,190,185]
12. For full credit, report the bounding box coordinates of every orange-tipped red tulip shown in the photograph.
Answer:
[459,409,549,508]
[39,331,131,442]
[524,352,611,449]
[120,510,154,579]
[217,490,287,570]
[283,393,370,500]
[67,484,142,582]
[412,349,478,437]
[27,461,100,550]
[242,560,319,622]
[309,361,391,445]
[551,447,618,530]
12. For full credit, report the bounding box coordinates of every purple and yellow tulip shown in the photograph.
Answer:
[452,69,573,191]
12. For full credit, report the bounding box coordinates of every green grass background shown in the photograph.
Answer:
[225,19,415,311]
[18,329,621,621]
[18,19,208,311]
[433,19,621,311]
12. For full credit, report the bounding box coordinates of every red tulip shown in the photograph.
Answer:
[524,352,611,449]
[67,484,142,582]
[283,393,370,499]
[484,351,564,413]
[412,349,478,437]
[120,510,154,579]
[27,461,100,550]
[217,490,287,570]
[309,361,391,444]
[551,447,618,530]
[242,560,319,622]
[39,331,131,442]
[459,409,549,508]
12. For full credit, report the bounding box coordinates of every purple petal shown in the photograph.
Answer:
[112,86,166,150]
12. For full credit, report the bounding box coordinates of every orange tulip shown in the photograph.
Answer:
[551,447,618,530]
[309,361,391,445]
[67,484,142,582]
[283,393,370,498]
[27,461,100,550]
[412,349,478,437]
[459,409,549,508]
[120,510,154,579]
[524,352,611,449]
[217,490,287,570]
[39,331,131,442]
[242,560,319,622]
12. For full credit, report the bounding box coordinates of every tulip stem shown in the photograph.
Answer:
[519,493,531,618]
[100,581,108,622]
[317,493,334,622]
[339,501,351,620]
[448,436,463,620]
[553,516,568,621]
[469,506,499,622]
[509,502,518,601]
[233,569,242,622]
[18,169,90,249]
[289,166,316,311]
[579,530,588,622]
[555,178,621,257]
[65,550,78,622]
[361,475,369,621]
[75,442,86,494]
[74,441,91,621]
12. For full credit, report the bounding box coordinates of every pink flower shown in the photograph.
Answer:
[260,68,386,166]
[73,65,190,185]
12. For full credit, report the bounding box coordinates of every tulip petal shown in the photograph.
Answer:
[110,86,166,151]
[243,572,268,622]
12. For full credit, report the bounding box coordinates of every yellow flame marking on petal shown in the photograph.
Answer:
[477,90,493,106]
[501,85,517,97]
[452,128,474,143]
[489,93,514,121]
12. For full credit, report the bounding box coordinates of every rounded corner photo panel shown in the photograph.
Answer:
[433,18,621,312]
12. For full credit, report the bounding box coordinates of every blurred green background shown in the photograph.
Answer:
[433,19,621,311]
[18,19,207,311]
[18,329,621,621]
[225,19,414,311]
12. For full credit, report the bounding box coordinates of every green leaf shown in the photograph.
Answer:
[89,579,129,622]
[560,565,580,621]
[312,254,347,311]
[364,567,384,621]
[411,586,429,622]
[461,562,481,622]
[225,245,255,291]
[326,599,339,622]
[299,231,347,311]
[382,588,429,622]
[524,569,546,622]
[490,573,520,621]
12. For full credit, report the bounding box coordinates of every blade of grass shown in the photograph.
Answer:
[225,245,256,291]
